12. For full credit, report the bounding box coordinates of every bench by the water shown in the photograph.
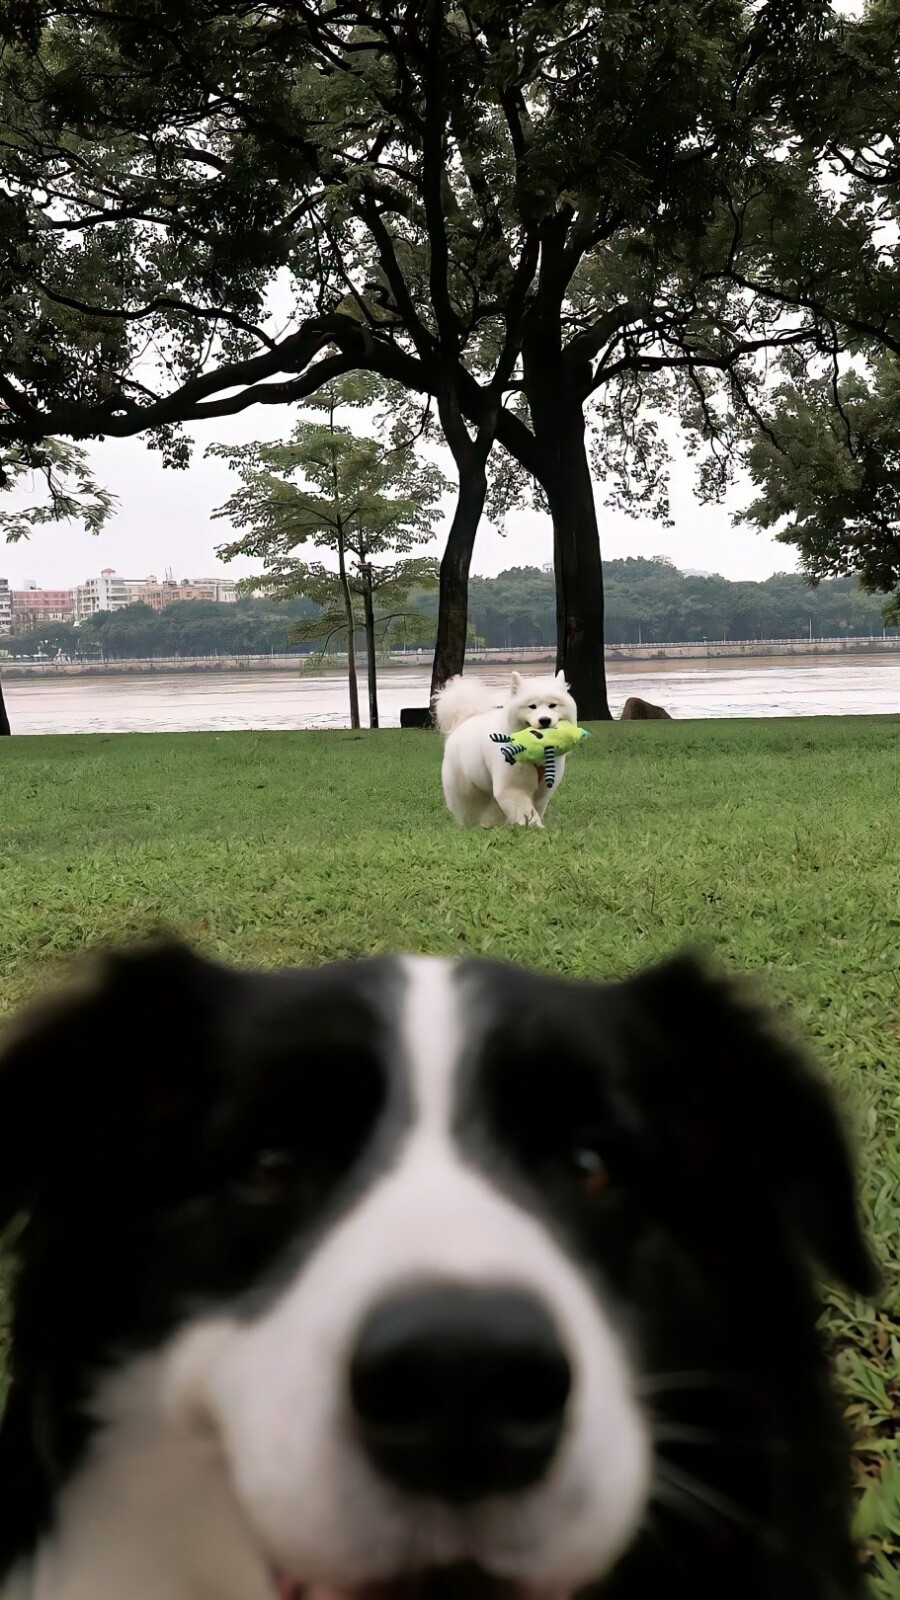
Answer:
[401,707,433,729]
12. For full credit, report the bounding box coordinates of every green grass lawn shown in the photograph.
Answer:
[2,717,899,1587]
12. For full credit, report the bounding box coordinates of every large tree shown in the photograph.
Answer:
[211,378,445,726]
[1,1,898,714]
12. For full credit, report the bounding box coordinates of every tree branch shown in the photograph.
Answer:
[422,0,464,350]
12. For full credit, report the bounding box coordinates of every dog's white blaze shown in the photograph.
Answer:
[399,955,461,1130]
[26,956,651,1600]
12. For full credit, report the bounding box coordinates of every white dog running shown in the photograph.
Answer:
[434,671,577,828]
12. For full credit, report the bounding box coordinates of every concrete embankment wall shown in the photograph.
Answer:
[2,635,899,678]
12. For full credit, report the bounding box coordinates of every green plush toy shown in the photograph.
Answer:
[489,719,590,789]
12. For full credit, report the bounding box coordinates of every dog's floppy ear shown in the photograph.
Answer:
[510,671,523,693]
[619,955,878,1295]
[0,941,223,1229]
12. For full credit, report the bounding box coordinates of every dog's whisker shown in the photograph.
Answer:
[651,1423,724,1448]
[654,1462,758,1533]
[637,1370,748,1398]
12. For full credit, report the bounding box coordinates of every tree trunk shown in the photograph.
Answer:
[0,677,9,736]
[336,522,361,729]
[528,383,611,721]
[345,613,361,731]
[429,459,488,702]
[361,566,379,728]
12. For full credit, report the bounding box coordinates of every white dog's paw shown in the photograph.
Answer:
[501,798,544,828]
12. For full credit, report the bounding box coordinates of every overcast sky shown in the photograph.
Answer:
[1,406,798,592]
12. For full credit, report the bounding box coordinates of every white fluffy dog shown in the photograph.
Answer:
[434,670,577,828]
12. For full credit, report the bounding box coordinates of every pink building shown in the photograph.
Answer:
[11,587,76,630]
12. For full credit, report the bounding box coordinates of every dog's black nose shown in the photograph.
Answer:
[538,716,552,728]
[349,1286,571,1502]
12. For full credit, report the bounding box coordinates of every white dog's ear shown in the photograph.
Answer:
[555,670,568,687]
[510,671,523,693]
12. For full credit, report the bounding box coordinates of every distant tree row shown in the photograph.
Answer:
[459,562,897,648]
[4,597,318,661]
[6,563,895,662]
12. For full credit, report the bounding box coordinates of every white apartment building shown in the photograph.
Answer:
[138,577,237,609]
[74,569,142,622]
[0,577,11,635]
[198,578,237,603]
[74,569,237,621]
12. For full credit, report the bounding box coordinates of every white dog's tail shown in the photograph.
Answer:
[433,675,502,735]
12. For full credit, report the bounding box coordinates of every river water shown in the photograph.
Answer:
[3,656,899,735]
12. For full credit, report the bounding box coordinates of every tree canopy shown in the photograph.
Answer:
[1,2,898,711]
[741,354,900,607]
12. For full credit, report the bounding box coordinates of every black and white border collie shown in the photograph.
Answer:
[0,945,875,1600]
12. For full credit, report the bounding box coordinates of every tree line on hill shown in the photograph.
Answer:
[464,562,897,648]
[5,563,894,662]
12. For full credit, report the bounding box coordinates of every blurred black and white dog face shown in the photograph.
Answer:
[0,947,875,1600]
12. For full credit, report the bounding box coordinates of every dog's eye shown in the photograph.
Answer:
[571,1133,609,1197]
[548,702,557,709]
[233,1148,299,1205]
[528,703,537,710]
